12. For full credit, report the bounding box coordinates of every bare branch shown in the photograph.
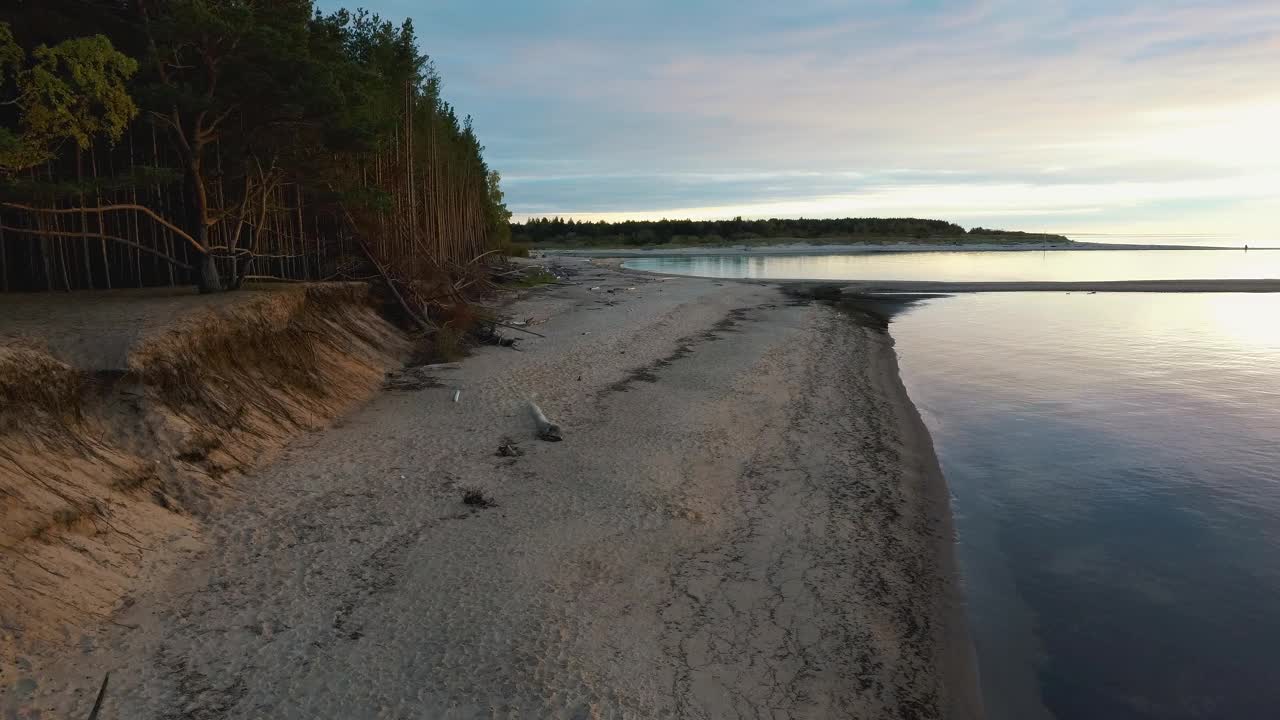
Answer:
[199,104,239,142]
[494,321,546,338]
[147,110,177,129]
[86,673,110,720]
[155,109,191,156]
[0,203,206,253]
[0,225,193,269]
[242,274,305,283]
[466,248,504,265]
[138,2,173,86]
[192,110,208,145]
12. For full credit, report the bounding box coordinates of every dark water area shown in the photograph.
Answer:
[889,293,1280,720]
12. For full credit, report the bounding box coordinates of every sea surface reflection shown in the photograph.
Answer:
[889,293,1280,719]
[623,249,1280,283]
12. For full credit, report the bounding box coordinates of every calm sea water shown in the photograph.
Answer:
[891,293,1280,720]
[623,249,1280,282]
[629,251,1280,719]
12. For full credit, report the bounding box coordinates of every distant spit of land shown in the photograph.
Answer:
[513,216,1071,250]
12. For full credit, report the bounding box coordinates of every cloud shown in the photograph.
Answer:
[509,169,1280,239]
[321,0,1280,233]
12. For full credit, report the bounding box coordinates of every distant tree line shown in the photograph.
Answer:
[0,0,510,302]
[513,216,1066,246]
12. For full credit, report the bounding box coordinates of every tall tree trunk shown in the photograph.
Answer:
[151,125,175,287]
[195,229,219,293]
[76,151,93,288]
[185,162,222,292]
[0,224,7,292]
[40,234,52,291]
[91,149,111,289]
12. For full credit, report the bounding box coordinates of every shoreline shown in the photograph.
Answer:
[9,259,982,718]
[609,260,1280,295]
[855,311,985,720]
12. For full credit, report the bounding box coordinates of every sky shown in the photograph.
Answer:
[318,1,1280,237]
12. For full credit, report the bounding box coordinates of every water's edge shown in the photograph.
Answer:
[851,309,987,719]
[613,263,989,716]
[617,257,1280,717]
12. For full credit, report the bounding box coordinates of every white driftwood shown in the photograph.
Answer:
[528,401,563,441]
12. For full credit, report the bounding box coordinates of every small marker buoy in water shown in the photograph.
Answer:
[453,389,461,403]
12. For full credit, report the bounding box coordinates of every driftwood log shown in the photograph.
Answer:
[86,673,110,720]
[528,401,562,441]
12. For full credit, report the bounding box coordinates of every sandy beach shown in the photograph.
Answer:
[8,259,980,719]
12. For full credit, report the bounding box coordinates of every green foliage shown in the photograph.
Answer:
[0,21,138,172]
[24,36,138,147]
[513,216,967,247]
[0,23,22,85]
[486,170,513,244]
[967,227,1065,241]
[133,1,323,169]
[498,241,530,258]
[304,8,429,159]
[0,165,182,203]
[0,128,21,164]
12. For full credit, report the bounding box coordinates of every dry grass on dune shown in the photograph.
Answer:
[0,284,408,667]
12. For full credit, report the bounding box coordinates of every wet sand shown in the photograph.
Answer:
[10,259,980,719]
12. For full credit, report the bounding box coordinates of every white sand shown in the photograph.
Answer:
[8,260,980,719]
